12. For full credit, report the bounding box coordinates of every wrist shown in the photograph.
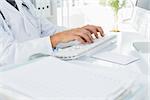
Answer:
[50,34,61,48]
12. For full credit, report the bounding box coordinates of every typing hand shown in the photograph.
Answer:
[50,25,104,48]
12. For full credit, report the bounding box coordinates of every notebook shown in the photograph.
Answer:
[0,57,138,100]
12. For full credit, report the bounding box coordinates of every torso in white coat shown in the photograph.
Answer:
[0,0,43,42]
[0,0,61,66]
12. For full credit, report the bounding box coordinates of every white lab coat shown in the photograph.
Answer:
[0,0,62,66]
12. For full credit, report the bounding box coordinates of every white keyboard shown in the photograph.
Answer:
[53,35,117,60]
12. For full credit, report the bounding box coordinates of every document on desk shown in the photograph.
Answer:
[91,52,139,65]
[0,57,137,100]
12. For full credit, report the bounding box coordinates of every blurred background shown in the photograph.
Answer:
[30,0,149,38]
[30,0,136,27]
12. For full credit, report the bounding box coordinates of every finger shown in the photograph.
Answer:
[83,25,99,38]
[96,26,104,37]
[74,36,86,44]
[78,33,92,43]
[85,27,99,39]
[75,29,93,43]
[80,30,93,43]
[82,29,93,42]
[91,28,99,38]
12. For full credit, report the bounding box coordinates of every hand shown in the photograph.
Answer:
[82,25,104,38]
[50,25,104,48]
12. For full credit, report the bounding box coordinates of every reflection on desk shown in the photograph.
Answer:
[0,57,142,100]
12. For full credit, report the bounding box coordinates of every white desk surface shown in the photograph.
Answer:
[0,30,149,100]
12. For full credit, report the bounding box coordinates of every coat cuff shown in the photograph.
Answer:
[43,36,54,55]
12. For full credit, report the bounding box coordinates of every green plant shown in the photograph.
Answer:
[108,0,126,32]
[108,0,126,14]
[99,0,126,32]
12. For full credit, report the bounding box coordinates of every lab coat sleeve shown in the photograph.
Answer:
[0,18,53,66]
[39,18,65,37]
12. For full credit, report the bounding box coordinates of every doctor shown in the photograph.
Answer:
[0,0,104,66]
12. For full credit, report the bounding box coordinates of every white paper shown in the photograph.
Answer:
[0,57,137,100]
[91,52,139,65]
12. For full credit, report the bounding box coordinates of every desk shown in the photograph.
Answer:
[69,31,149,100]
[0,31,149,100]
